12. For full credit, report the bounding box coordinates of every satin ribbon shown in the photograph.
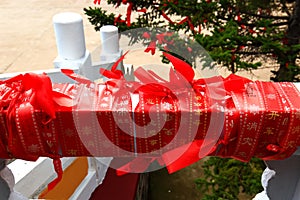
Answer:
[1,52,300,178]
[1,73,56,159]
[118,71,300,174]
[117,53,199,174]
[0,73,74,191]
[2,73,56,121]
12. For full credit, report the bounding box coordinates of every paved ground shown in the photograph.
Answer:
[0,0,105,73]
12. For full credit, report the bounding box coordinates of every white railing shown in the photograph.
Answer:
[1,12,131,199]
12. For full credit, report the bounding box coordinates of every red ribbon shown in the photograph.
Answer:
[126,2,133,27]
[61,69,93,86]
[93,0,101,5]
[1,51,300,178]
[114,14,126,25]
[0,73,73,190]
[2,73,57,122]
[123,69,300,174]
[163,52,194,83]
[161,11,174,24]
[100,50,129,80]
[144,40,156,55]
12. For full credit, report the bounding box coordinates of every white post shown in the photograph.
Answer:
[52,12,92,77]
[100,25,121,62]
[98,25,125,81]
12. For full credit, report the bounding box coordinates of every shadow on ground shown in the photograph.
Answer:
[149,161,205,200]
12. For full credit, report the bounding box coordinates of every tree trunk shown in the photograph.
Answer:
[273,0,300,82]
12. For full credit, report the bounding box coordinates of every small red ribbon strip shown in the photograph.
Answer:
[61,69,93,86]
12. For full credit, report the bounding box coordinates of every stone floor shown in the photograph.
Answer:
[1,0,104,73]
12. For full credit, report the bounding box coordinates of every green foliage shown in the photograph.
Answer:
[84,0,300,81]
[84,7,127,32]
[195,157,265,200]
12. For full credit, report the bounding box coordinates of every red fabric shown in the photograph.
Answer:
[61,69,93,86]
[144,40,156,55]
[100,50,129,79]
[114,14,126,25]
[161,11,174,24]
[90,167,139,200]
[178,17,188,25]
[93,0,101,5]
[163,52,194,83]
[126,3,133,27]
[142,32,151,39]
[0,53,300,177]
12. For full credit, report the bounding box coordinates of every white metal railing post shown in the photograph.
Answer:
[53,12,86,61]
[52,12,92,77]
[80,24,128,82]
[100,25,121,62]
[98,25,134,81]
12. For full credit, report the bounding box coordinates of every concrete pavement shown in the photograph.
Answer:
[0,0,105,73]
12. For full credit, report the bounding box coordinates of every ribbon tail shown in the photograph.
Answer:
[52,90,75,108]
[161,11,174,24]
[47,158,63,190]
[169,67,187,88]
[61,69,92,85]
[93,0,101,4]
[134,67,159,84]
[39,159,63,199]
[162,139,218,174]
[110,50,129,72]
[163,52,194,83]
[161,141,202,174]
[126,3,133,27]
[116,157,156,176]
[100,69,123,79]
[144,40,156,55]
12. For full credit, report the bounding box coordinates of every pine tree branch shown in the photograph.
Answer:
[217,16,288,27]
[241,11,289,20]
[238,20,289,28]
[282,2,292,16]
[235,51,273,55]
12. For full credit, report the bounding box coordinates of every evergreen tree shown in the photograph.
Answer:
[85,0,300,81]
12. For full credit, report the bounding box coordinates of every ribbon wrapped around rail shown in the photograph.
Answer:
[0,52,300,177]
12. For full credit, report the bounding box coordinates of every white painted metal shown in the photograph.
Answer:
[53,12,86,60]
[69,157,112,200]
[100,25,119,54]
[8,157,76,198]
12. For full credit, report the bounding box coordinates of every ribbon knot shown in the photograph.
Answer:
[2,73,56,124]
